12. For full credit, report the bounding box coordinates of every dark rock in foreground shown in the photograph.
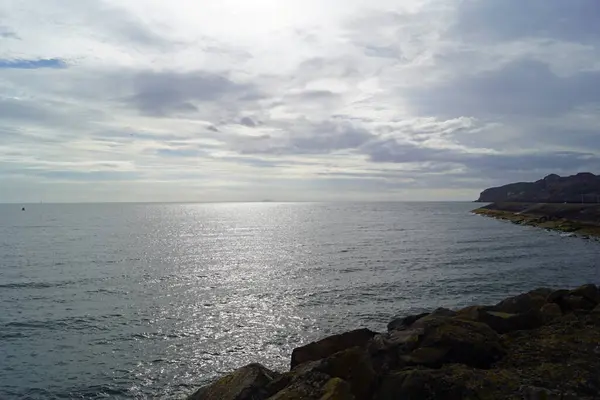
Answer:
[187,284,600,400]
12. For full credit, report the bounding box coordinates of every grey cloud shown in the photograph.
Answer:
[239,116,257,127]
[455,0,600,44]
[407,59,600,118]
[0,97,56,122]
[0,27,19,39]
[127,71,258,116]
[237,119,374,155]
[362,137,600,177]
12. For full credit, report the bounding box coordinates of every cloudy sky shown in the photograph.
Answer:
[1,0,599,202]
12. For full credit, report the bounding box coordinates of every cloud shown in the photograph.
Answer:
[1,0,599,202]
[407,59,600,117]
[126,71,258,117]
[0,27,19,39]
[455,0,600,44]
[0,58,66,69]
[239,116,258,127]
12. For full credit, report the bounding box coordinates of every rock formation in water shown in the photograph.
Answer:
[472,202,600,238]
[187,284,600,399]
[476,172,600,203]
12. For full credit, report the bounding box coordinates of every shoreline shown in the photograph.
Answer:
[187,285,600,399]
[472,202,600,238]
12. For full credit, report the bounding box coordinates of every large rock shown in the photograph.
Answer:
[319,347,376,399]
[571,284,600,305]
[540,303,562,322]
[266,369,336,400]
[416,317,506,368]
[319,378,355,400]
[290,329,377,368]
[493,291,546,314]
[387,312,429,331]
[268,377,354,400]
[188,363,279,400]
[374,366,485,400]
[268,347,373,400]
[456,307,544,334]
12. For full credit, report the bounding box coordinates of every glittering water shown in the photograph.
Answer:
[1,202,599,399]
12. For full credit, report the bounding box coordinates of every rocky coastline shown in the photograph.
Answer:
[472,202,600,238]
[186,284,600,399]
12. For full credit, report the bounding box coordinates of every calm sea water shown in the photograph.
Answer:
[1,202,599,399]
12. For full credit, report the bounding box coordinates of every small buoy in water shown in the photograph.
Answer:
[22,207,25,211]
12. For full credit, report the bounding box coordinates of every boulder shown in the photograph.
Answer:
[266,369,335,400]
[367,329,423,373]
[561,295,596,312]
[457,308,544,334]
[570,284,600,305]
[269,347,373,400]
[402,346,450,367]
[319,347,376,399]
[290,329,377,369]
[493,292,546,314]
[319,378,355,400]
[416,317,506,368]
[529,287,555,298]
[546,289,570,304]
[188,363,279,400]
[387,312,429,331]
[268,376,354,400]
[374,367,479,400]
[540,303,562,322]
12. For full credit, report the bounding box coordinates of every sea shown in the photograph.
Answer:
[1,202,599,399]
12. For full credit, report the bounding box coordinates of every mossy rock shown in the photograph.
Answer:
[493,292,546,314]
[319,378,355,400]
[416,317,506,368]
[188,363,279,400]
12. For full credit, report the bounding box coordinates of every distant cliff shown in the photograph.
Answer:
[477,172,600,203]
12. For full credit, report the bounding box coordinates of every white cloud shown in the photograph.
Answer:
[0,0,599,202]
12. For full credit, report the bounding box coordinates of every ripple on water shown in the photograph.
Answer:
[1,202,600,399]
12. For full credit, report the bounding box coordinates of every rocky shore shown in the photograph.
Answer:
[473,202,600,238]
[187,284,600,399]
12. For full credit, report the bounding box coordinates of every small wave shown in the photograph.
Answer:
[0,281,60,289]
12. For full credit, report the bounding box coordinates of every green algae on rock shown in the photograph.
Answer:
[187,284,600,400]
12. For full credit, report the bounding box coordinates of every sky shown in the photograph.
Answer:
[1,0,600,203]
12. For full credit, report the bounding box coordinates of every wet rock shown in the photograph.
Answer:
[290,329,377,368]
[571,284,600,305]
[188,363,279,400]
[387,312,429,331]
[416,317,506,368]
[540,303,562,322]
